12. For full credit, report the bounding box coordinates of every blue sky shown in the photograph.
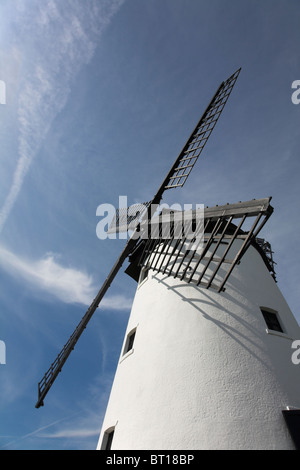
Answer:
[0,0,299,450]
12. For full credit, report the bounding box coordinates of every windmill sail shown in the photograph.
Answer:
[137,198,274,292]
[162,68,241,190]
[35,68,241,408]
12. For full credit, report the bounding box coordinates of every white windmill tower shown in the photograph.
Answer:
[36,69,300,450]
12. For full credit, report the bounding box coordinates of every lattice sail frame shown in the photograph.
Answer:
[138,198,273,292]
[164,68,241,190]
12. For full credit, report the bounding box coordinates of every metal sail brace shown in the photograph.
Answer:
[137,198,274,293]
[163,68,241,190]
[255,237,277,281]
[35,69,241,408]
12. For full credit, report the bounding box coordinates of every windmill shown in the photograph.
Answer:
[36,68,300,450]
[35,68,241,408]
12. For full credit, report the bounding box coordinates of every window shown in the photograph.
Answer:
[123,329,136,355]
[282,410,300,449]
[101,428,115,450]
[261,308,283,333]
[139,267,149,284]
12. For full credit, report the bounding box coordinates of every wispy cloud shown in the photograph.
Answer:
[101,294,133,311]
[0,408,102,450]
[0,412,83,450]
[39,426,100,440]
[35,375,113,448]
[0,246,95,305]
[0,373,113,449]
[0,0,125,233]
[0,245,132,309]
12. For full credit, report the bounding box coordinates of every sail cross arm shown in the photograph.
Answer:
[137,197,273,293]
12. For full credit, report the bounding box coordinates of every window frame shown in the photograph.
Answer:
[260,307,287,336]
[122,327,137,357]
[138,267,149,286]
[101,427,115,450]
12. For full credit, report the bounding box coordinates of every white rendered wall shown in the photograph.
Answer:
[97,242,300,450]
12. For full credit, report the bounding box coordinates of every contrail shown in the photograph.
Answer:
[0,0,125,234]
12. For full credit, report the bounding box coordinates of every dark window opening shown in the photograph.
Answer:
[102,428,114,450]
[282,410,300,449]
[261,308,283,333]
[123,329,136,355]
[139,267,149,284]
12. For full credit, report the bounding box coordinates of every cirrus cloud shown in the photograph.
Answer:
[0,245,132,309]
[0,0,125,234]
